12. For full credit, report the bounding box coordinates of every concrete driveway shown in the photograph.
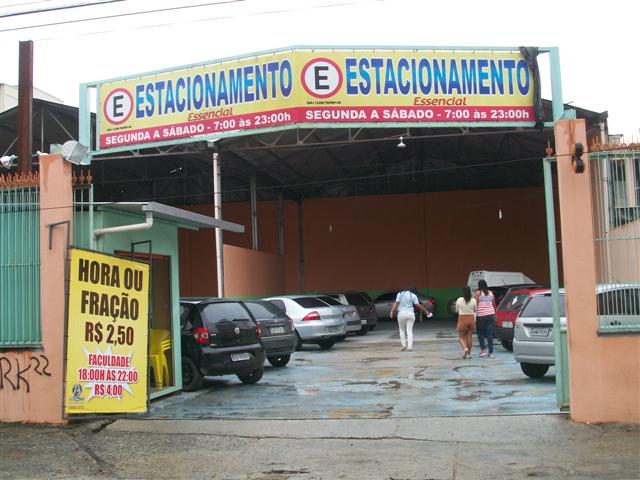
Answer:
[150,320,558,419]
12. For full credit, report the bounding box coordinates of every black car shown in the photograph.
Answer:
[242,300,296,367]
[179,298,265,391]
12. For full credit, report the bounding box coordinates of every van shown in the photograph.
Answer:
[466,271,535,289]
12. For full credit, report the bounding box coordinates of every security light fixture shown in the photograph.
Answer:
[61,141,88,165]
[0,155,18,168]
[397,136,406,149]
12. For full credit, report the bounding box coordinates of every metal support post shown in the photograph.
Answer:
[213,153,224,298]
[251,175,258,250]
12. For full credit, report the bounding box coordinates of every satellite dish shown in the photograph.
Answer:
[61,141,88,165]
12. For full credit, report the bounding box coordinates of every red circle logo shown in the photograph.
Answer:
[301,58,343,99]
[103,88,133,125]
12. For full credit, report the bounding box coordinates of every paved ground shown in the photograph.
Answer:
[149,320,557,419]
[2,320,639,479]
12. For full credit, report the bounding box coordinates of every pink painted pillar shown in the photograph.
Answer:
[0,154,72,424]
[555,119,640,423]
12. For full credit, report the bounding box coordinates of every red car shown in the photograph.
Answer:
[494,285,548,351]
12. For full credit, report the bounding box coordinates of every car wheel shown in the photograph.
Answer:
[295,331,303,351]
[237,367,264,384]
[500,339,513,351]
[318,338,335,349]
[357,326,369,336]
[520,363,549,378]
[181,356,203,392]
[446,299,459,318]
[267,355,291,367]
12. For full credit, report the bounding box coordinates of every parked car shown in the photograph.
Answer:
[242,300,296,367]
[374,291,435,320]
[513,284,640,378]
[316,295,361,335]
[263,295,347,350]
[179,298,265,391]
[494,285,549,351]
[324,291,377,334]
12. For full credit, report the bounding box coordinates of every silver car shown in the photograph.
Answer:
[513,289,566,378]
[514,284,640,378]
[263,295,347,350]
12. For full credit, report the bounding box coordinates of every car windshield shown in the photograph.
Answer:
[317,296,341,306]
[498,293,531,312]
[244,301,286,318]
[293,297,329,308]
[520,294,566,318]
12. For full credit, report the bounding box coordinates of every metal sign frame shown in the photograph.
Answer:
[79,45,564,162]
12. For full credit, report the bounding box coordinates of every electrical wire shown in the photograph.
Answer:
[0,0,381,43]
[0,0,124,18]
[0,0,247,32]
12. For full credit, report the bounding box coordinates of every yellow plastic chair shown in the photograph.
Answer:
[149,329,172,388]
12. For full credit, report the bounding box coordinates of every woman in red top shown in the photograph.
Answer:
[474,280,497,358]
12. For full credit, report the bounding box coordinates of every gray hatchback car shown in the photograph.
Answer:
[324,291,377,334]
[242,300,296,367]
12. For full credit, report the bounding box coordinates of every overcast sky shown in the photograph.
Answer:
[0,0,637,141]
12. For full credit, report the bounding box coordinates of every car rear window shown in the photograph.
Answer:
[244,301,285,318]
[498,293,530,312]
[268,299,286,311]
[345,293,368,305]
[316,296,341,306]
[201,302,252,324]
[520,294,566,318]
[293,297,328,308]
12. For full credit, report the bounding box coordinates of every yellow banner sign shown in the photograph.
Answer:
[64,248,149,415]
[97,48,535,149]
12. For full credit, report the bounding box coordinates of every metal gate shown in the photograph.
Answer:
[0,173,41,347]
[589,147,640,332]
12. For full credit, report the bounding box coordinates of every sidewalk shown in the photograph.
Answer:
[2,415,639,479]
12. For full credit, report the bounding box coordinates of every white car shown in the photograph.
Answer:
[263,295,347,350]
[514,284,640,378]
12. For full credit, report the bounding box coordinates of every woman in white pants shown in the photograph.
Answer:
[389,287,430,351]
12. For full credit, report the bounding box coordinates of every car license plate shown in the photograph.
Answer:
[327,326,341,333]
[503,321,513,329]
[230,352,251,362]
[270,326,285,334]
[529,327,550,337]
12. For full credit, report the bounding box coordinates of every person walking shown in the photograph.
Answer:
[455,286,477,359]
[389,287,430,351]
[475,280,497,358]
